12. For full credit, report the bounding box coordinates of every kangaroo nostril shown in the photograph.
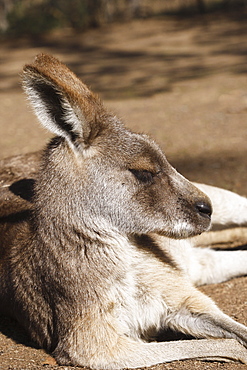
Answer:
[195,201,212,219]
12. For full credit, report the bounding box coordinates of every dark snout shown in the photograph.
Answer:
[195,200,212,220]
[176,178,213,236]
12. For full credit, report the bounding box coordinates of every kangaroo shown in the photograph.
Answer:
[1,53,247,368]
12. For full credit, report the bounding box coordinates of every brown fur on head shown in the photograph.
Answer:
[22,53,211,240]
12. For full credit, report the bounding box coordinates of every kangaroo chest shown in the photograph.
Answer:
[97,245,172,340]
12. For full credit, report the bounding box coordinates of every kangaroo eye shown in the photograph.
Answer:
[129,169,154,184]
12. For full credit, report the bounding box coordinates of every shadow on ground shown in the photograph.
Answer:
[1,10,247,99]
[170,150,247,194]
[0,316,37,350]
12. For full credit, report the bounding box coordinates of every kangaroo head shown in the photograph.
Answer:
[22,54,211,239]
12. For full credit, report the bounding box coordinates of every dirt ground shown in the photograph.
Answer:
[0,9,247,370]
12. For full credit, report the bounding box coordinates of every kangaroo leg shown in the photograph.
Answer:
[165,285,247,344]
[134,273,247,367]
[96,339,247,369]
[58,336,247,369]
[57,284,247,369]
[51,257,247,369]
[134,339,247,366]
[193,182,247,230]
[187,185,247,285]
[188,247,247,285]
[155,235,247,285]
[193,227,247,248]
[159,183,247,285]
[161,284,247,363]
[181,243,247,286]
[55,313,247,369]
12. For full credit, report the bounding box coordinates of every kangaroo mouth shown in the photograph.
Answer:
[156,217,211,240]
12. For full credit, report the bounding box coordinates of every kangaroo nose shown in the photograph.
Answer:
[195,201,212,219]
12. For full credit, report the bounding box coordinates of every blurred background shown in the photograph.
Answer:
[0,0,247,192]
[0,0,246,35]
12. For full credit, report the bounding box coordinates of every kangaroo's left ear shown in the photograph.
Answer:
[22,53,108,150]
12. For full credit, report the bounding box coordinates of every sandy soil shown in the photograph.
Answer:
[0,9,247,370]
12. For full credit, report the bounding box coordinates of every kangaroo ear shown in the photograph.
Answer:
[22,54,107,148]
